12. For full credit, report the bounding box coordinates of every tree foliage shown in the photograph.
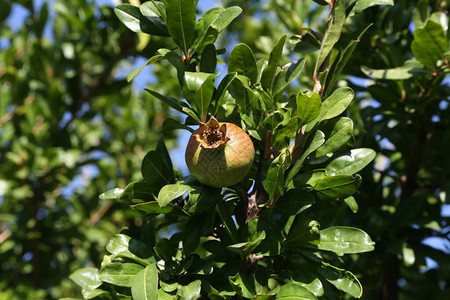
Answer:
[1,0,449,300]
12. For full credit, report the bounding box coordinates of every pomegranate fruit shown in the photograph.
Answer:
[185,117,255,188]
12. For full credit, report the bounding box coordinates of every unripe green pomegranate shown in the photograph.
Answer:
[185,117,255,188]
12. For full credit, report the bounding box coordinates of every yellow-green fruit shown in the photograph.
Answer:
[185,117,255,188]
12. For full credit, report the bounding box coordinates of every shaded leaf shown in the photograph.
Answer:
[317,262,363,298]
[275,283,318,299]
[411,20,447,70]
[313,175,361,200]
[354,0,394,13]
[69,268,102,291]
[141,150,175,189]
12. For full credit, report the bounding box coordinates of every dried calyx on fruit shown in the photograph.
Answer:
[185,117,255,188]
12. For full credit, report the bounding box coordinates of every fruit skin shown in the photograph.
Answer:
[185,119,255,188]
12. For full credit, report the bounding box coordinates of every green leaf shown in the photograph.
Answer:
[145,89,189,114]
[185,72,216,121]
[120,181,157,202]
[318,87,354,122]
[411,20,447,70]
[157,48,188,86]
[213,72,237,109]
[130,201,175,214]
[317,262,363,298]
[261,34,287,92]
[323,24,372,98]
[354,0,394,13]
[273,58,307,100]
[313,175,361,200]
[313,0,345,78]
[140,1,167,21]
[297,92,322,126]
[128,55,164,82]
[318,226,375,254]
[344,196,358,213]
[229,273,256,299]
[217,201,239,242]
[200,44,217,73]
[291,269,324,297]
[316,117,353,157]
[325,148,376,176]
[177,280,202,300]
[98,263,144,287]
[141,150,175,189]
[275,188,315,216]
[413,0,430,29]
[114,4,169,36]
[286,130,326,185]
[163,118,194,133]
[99,188,124,200]
[228,44,258,84]
[184,185,221,214]
[69,268,102,291]
[106,234,153,266]
[163,0,196,54]
[157,182,190,207]
[263,148,291,200]
[154,238,177,262]
[275,283,318,299]
[210,6,242,32]
[361,60,426,80]
[285,215,320,248]
[131,263,159,300]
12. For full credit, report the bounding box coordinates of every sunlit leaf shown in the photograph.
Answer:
[318,226,375,254]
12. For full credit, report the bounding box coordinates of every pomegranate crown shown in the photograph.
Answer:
[194,116,229,149]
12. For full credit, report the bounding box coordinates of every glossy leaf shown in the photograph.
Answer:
[316,117,353,157]
[99,188,124,200]
[297,92,322,126]
[291,269,324,297]
[411,20,447,70]
[131,263,159,300]
[157,182,190,207]
[361,60,425,80]
[145,89,189,114]
[228,43,258,84]
[273,58,307,100]
[261,34,287,92]
[275,283,318,299]
[140,1,167,21]
[317,262,363,298]
[313,175,361,200]
[354,0,394,13]
[98,263,144,287]
[344,196,358,213]
[286,215,320,248]
[178,280,202,299]
[317,87,354,123]
[229,273,256,299]
[114,4,169,36]
[318,226,375,254]
[275,188,315,216]
[163,0,196,54]
[263,149,291,200]
[106,234,153,266]
[69,268,102,291]
[130,201,175,214]
[286,130,326,184]
[200,44,217,73]
[184,72,216,121]
[128,55,164,82]
[141,150,175,189]
[313,0,345,78]
[325,148,376,176]
[323,24,372,98]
